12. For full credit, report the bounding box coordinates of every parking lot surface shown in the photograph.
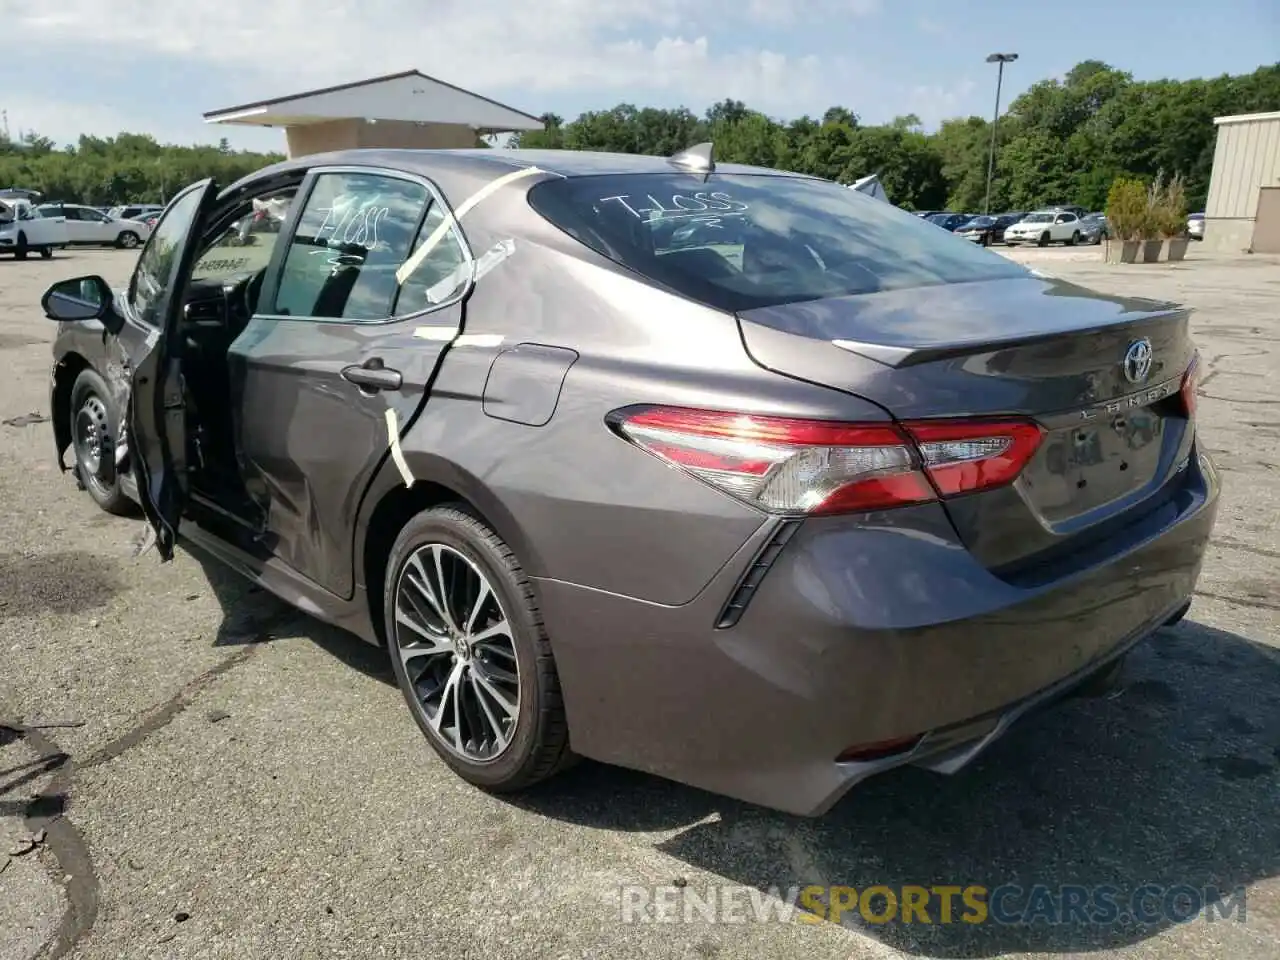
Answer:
[2,246,1277,960]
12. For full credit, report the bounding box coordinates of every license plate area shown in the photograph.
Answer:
[1024,407,1167,522]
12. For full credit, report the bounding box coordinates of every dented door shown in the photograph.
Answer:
[227,168,471,598]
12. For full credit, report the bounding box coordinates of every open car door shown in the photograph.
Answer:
[128,178,220,561]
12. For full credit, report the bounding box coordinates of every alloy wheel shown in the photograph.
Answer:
[393,543,521,762]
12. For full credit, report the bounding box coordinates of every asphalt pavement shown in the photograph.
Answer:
[1,244,1277,960]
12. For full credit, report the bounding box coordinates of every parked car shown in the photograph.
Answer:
[954,213,1022,245]
[0,197,68,258]
[107,203,165,222]
[1003,208,1085,246]
[1080,212,1110,245]
[37,203,152,248]
[1188,212,1205,240]
[40,147,1216,817]
[925,212,974,232]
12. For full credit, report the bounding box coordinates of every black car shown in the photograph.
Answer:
[925,212,974,232]
[954,214,1022,245]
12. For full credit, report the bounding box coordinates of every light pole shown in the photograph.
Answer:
[983,52,1018,215]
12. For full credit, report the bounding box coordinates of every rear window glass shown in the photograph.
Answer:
[528,174,1026,311]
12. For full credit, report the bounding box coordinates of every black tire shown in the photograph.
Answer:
[1037,232,1050,247]
[69,368,133,516]
[14,231,28,260]
[117,231,140,249]
[384,504,573,792]
[39,246,53,259]
[1069,230,1080,246]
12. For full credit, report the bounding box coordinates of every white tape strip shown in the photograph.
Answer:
[396,166,543,285]
[412,325,460,341]
[454,334,505,348]
[384,408,415,488]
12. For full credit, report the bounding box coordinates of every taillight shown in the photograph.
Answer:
[610,406,1044,515]
[1180,355,1199,418]
[902,419,1045,497]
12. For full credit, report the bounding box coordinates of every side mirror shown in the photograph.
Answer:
[42,275,113,323]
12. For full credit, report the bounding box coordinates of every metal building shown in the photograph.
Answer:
[1203,110,1280,254]
[204,70,544,159]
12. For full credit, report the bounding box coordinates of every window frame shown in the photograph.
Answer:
[257,164,474,327]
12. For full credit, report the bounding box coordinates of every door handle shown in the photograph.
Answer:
[341,359,402,391]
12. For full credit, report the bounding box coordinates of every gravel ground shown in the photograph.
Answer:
[1,244,1276,960]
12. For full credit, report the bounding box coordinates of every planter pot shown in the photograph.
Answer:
[1141,240,1164,263]
[1106,239,1141,264]
[1165,238,1189,262]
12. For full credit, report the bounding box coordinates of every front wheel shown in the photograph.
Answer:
[1037,232,1050,247]
[14,231,28,260]
[1068,230,1080,246]
[70,368,134,515]
[117,231,141,249]
[384,505,573,792]
[39,246,53,259]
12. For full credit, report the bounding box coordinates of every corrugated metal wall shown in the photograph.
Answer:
[1203,114,1280,253]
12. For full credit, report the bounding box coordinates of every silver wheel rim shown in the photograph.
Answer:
[394,543,520,762]
[121,233,138,248]
[74,395,112,495]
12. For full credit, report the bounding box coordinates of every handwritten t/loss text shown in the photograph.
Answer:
[314,193,392,250]
[599,192,749,223]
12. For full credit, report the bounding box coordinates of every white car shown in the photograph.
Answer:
[37,203,152,249]
[0,198,69,259]
[1187,213,1205,240]
[1003,209,1085,246]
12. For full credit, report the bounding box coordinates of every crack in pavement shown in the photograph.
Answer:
[1195,590,1280,613]
[3,643,266,960]
[1213,539,1280,562]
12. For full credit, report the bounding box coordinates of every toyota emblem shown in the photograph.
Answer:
[1122,338,1153,384]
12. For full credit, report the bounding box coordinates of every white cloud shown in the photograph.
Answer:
[907,79,979,128]
[4,0,878,116]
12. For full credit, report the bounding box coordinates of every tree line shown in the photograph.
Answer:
[515,60,1277,213]
[1,61,1275,211]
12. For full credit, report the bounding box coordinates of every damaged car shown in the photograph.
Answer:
[42,146,1218,816]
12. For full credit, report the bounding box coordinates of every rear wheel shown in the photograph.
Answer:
[384,505,573,792]
[117,231,140,249]
[39,246,53,259]
[70,368,133,515]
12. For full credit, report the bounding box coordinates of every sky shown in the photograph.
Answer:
[1,0,1276,152]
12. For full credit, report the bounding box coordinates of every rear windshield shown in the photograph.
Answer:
[527,173,1027,311]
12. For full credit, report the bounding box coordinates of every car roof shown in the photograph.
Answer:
[222,147,819,197]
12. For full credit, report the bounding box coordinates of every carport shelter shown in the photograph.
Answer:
[203,69,545,158]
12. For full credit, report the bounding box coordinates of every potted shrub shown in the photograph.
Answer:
[1104,178,1146,263]
[1156,173,1190,262]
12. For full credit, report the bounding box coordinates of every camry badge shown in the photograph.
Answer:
[1122,338,1153,384]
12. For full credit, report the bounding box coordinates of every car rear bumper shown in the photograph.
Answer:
[537,445,1220,816]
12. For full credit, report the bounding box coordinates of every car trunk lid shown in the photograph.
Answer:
[736,275,1197,570]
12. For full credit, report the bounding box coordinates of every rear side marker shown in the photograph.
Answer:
[609,406,1046,516]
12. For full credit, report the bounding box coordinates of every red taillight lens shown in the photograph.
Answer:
[1180,355,1199,419]
[902,419,1045,497]
[611,406,1044,515]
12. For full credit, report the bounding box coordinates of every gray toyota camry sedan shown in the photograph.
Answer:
[41,145,1218,816]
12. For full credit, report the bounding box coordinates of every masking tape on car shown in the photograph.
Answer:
[396,167,543,286]
[454,334,504,348]
[384,408,415,488]
[412,325,459,341]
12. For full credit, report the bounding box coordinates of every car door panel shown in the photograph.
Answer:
[226,166,470,598]
[126,179,221,559]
